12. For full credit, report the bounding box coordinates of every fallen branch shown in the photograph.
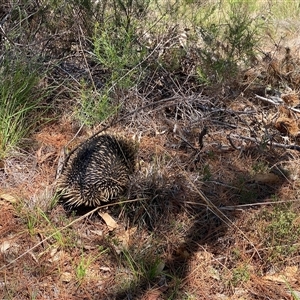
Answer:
[255,94,300,113]
[228,133,300,152]
[255,94,283,105]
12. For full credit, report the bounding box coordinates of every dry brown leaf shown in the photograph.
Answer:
[116,227,137,249]
[283,266,298,282]
[264,266,298,283]
[252,173,281,184]
[282,92,300,107]
[100,266,111,272]
[274,116,299,136]
[60,272,73,282]
[264,274,286,283]
[0,241,12,253]
[141,289,162,300]
[98,212,118,231]
[90,229,103,237]
[0,193,18,204]
[48,248,65,263]
[36,146,43,161]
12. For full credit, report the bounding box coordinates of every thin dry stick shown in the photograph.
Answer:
[255,94,300,113]
[77,23,97,91]
[185,199,300,210]
[230,134,300,151]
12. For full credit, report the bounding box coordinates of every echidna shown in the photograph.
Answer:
[57,134,136,208]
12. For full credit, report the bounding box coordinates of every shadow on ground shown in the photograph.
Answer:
[104,144,290,299]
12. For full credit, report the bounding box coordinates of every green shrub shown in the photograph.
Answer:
[194,0,262,82]
[75,82,118,126]
[231,265,250,287]
[262,206,300,262]
[93,22,146,88]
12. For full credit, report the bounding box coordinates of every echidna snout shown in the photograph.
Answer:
[57,134,136,208]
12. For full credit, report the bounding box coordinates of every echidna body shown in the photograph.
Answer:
[57,134,136,208]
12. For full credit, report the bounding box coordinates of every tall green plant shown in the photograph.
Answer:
[76,82,118,126]
[196,0,262,82]
[93,23,144,87]
[0,58,45,158]
[85,17,147,127]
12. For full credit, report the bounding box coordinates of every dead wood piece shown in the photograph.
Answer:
[229,134,300,152]
[255,94,300,113]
